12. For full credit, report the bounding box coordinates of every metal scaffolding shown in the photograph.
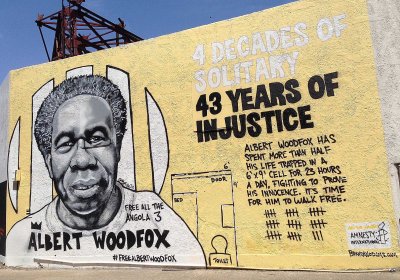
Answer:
[36,0,143,61]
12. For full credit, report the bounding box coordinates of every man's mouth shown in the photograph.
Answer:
[71,178,99,188]
[72,184,98,191]
[69,183,102,199]
[68,178,104,198]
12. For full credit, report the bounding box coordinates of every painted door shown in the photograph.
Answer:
[171,170,238,267]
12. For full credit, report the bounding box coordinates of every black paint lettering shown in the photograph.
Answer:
[260,111,275,133]
[226,89,241,112]
[38,233,45,249]
[28,232,37,251]
[106,232,117,251]
[45,234,52,251]
[255,84,272,109]
[269,82,286,106]
[298,105,314,129]
[285,79,301,103]
[196,121,204,143]
[202,119,218,142]
[72,232,82,250]
[219,117,232,140]
[53,232,62,251]
[209,92,222,115]
[63,232,72,251]
[126,230,136,249]
[116,231,126,249]
[282,108,298,131]
[93,231,106,249]
[232,114,246,138]
[324,72,339,96]
[154,229,170,249]
[247,112,262,137]
[241,87,254,111]
[136,229,144,248]
[308,75,325,99]
[145,229,155,248]
[275,110,284,132]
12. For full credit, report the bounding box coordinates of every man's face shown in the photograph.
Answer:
[46,95,120,216]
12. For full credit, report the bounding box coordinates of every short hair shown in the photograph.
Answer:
[34,75,127,158]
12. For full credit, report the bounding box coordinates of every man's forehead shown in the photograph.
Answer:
[52,95,115,137]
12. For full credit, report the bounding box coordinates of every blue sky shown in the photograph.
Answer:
[0,0,295,82]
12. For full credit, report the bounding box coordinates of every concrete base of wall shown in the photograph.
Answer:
[0,267,399,280]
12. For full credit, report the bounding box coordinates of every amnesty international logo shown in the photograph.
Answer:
[346,221,391,249]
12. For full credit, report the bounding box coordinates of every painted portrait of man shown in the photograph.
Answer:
[6,75,205,267]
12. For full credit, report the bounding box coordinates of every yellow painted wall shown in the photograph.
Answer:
[3,0,400,270]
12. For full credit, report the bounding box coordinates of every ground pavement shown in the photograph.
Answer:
[0,266,400,280]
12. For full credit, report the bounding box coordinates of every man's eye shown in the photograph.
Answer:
[57,141,74,152]
[59,141,74,147]
[88,136,105,144]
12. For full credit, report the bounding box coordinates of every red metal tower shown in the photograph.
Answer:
[36,0,143,61]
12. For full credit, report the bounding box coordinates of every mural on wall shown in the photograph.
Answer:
[1,0,400,270]
[6,70,205,267]
[0,181,5,258]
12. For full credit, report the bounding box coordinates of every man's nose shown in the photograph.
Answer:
[69,139,97,169]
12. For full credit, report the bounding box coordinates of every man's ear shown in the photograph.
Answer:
[45,154,54,179]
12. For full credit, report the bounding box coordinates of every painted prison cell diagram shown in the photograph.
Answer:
[2,0,400,271]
